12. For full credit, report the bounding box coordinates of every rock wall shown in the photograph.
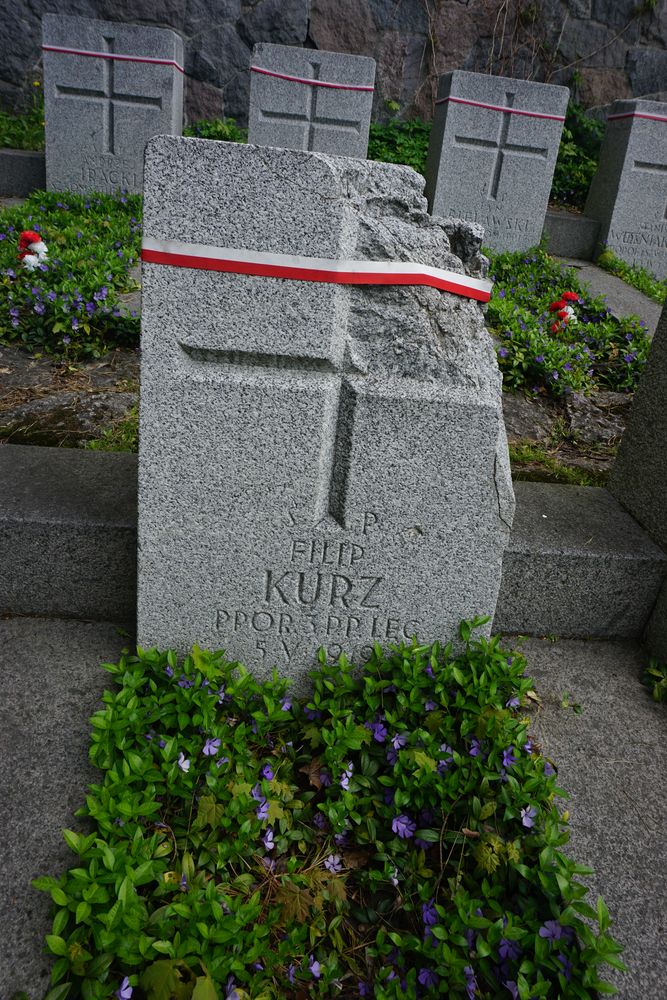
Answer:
[2,0,665,122]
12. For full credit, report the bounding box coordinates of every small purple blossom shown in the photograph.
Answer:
[520,805,537,828]
[319,769,332,787]
[539,919,563,942]
[313,812,328,830]
[422,899,438,927]
[203,737,221,756]
[498,347,509,358]
[324,853,343,873]
[418,968,439,987]
[424,699,438,711]
[464,964,477,1000]
[304,706,322,721]
[280,697,292,711]
[544,761,556,776]
[469,738,482,757]
[340,762,354,790]
[178,674,193,689]
[502,746,517,770]
[392,732,407,751]
[557,952,573,981]
[506,695,520,709]
[180,873,188,892]
[504,982,519,999]
[62,335,71,345]
[392,814,416,839]
[215,755,229,768]
[251,783,264,802]
[261,763,274,781]
[498,937,521,962]
[256,799,269,822]
[369,720,388,742]
[177,753,190,773]
[309,956,321,979]
[116,977,133,1000]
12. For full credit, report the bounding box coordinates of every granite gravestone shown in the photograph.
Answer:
[42,14,183,194]
[610,299,667,656]
[585,100,667,279]
[138,137,514,687]
[425,71,568,252]
[248,43,375,157]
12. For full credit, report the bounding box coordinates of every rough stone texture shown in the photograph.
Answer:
[520,637,667,1000]
[43,14,184,194]
[0,444,137,622]
[502,390,557,443]
[644,579,667,658]
[2,2,666,126]
[585,99,667,279]
[555,256,663,337]
[138,137,514,687]
[542,208,600,260]
[610,300,667,656]
[494,482,667,639]
[0,617,129,1000]
[0,149,45,197]
[425,71,569,252]
[566,391,625,446]
[626,47,667,99]
[248,43,375,157]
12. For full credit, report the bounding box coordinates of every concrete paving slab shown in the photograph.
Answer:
[519,637,666,1000]
[0,617,130,1000]
[556,256,663,337]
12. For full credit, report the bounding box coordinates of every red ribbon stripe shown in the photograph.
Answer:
[435,95,565,121]
[141,238,492,303]
[607,111,667,123]
[42,44,185,74]
[250,65,374,92]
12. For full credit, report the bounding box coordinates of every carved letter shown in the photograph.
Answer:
[265,570,292,604]
[297,571,323,606]
[359,576,383,608]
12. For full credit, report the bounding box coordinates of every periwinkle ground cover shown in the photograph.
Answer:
[487,248,651,397]
[31,623,623,999]
[0,190,141,358]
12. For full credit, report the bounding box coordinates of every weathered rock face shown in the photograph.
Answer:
[1,0,664,123]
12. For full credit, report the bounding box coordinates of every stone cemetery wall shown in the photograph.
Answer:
[138,138,514,687]
[585,100,667,280]
[425,71,568,253]
[3,2,666,125]
[248,43,375,157]
[43,14,183,194]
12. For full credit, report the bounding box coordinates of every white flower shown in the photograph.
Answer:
[177,752,190,772]
[21,254,41,271]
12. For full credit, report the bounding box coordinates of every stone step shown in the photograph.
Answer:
[1,446,665,639]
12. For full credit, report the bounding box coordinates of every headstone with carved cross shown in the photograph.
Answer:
[247,43,375,158]
[425,71,568,253]
[42,14,183,194]
[137,137,514,688]
[585,99,667,279]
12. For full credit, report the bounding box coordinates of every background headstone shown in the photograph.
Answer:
[248,43,375,157]
[138,137,514,687]
[610,299,667,658]
[43,14,183,194]
[425,70,568,252]
[585,99,667,279]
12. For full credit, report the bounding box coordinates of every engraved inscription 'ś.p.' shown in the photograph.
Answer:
[55,35,163,154]
[454,92,548,201]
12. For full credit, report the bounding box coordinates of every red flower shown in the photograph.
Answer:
[562,291,578,302]
[549,299,566,312]
[551,322,560,333]
[557,310,569,319]
[19,230,41,249]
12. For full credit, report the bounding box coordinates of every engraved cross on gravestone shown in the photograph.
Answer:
[453,93,548,200]
[54,35,162,155]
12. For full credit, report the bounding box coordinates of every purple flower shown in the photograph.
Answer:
[535,354,545,363]
[280,697,292,711]
[502,746,517,769]
[261,763,274,781]
[520,805,537,828]
[418,968,439,987]
[464,965,477,1000]
[305,706,321,721]
[369,720,388,742]
[309,955,321,979]
[164,664,174,678]
[287,965,295,985]
[215,755,229,768]
[469,738,482,757]
[256,799,269,822]
[358,982,370,997]
[62,335,71,345]
[524,738,534,754]
[539,919,563,942]
[324,853,342,873]
[180,873,188,892]
[504,982,519,999]
[424,699,438,711]
[251,783,264,802]
[340,762,354,790]
[319,769,332,787]
[178,674,193,689]
[203,737,221,756]
[498,938,521,962]
[116,977,133,1000]
[392,814,416,839]
[422,899,438,927]
[544,761,556,776]
[498,347,509,358]
[557,952,573,981]
[391,732,407,751]
[34,302,45,315]
[506,695,520,709]
[313,813,328,830]
[177,753,190,773]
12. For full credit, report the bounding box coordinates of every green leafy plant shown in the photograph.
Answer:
[0,190,141,358]
[550,104,604,210]
[508,443,608,487]
[0,84,45,150]
[596,250,667,305]
[367,119,431,175]
[642,658,667,703]
[86,404,139,452]
[183,119,248,143]
[32,624,624,999]
[488,247,651,397]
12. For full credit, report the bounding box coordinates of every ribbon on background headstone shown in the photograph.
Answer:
[250,66,374,92]
[141,237,493,303]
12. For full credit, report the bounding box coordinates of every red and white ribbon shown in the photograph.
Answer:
[607,111,667,123]
[435,95,565,122]
[141,237,492,303]
[250,65,374,92]
[42,44,185,74]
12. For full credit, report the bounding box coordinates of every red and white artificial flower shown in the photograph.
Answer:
[18,229,48,271]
